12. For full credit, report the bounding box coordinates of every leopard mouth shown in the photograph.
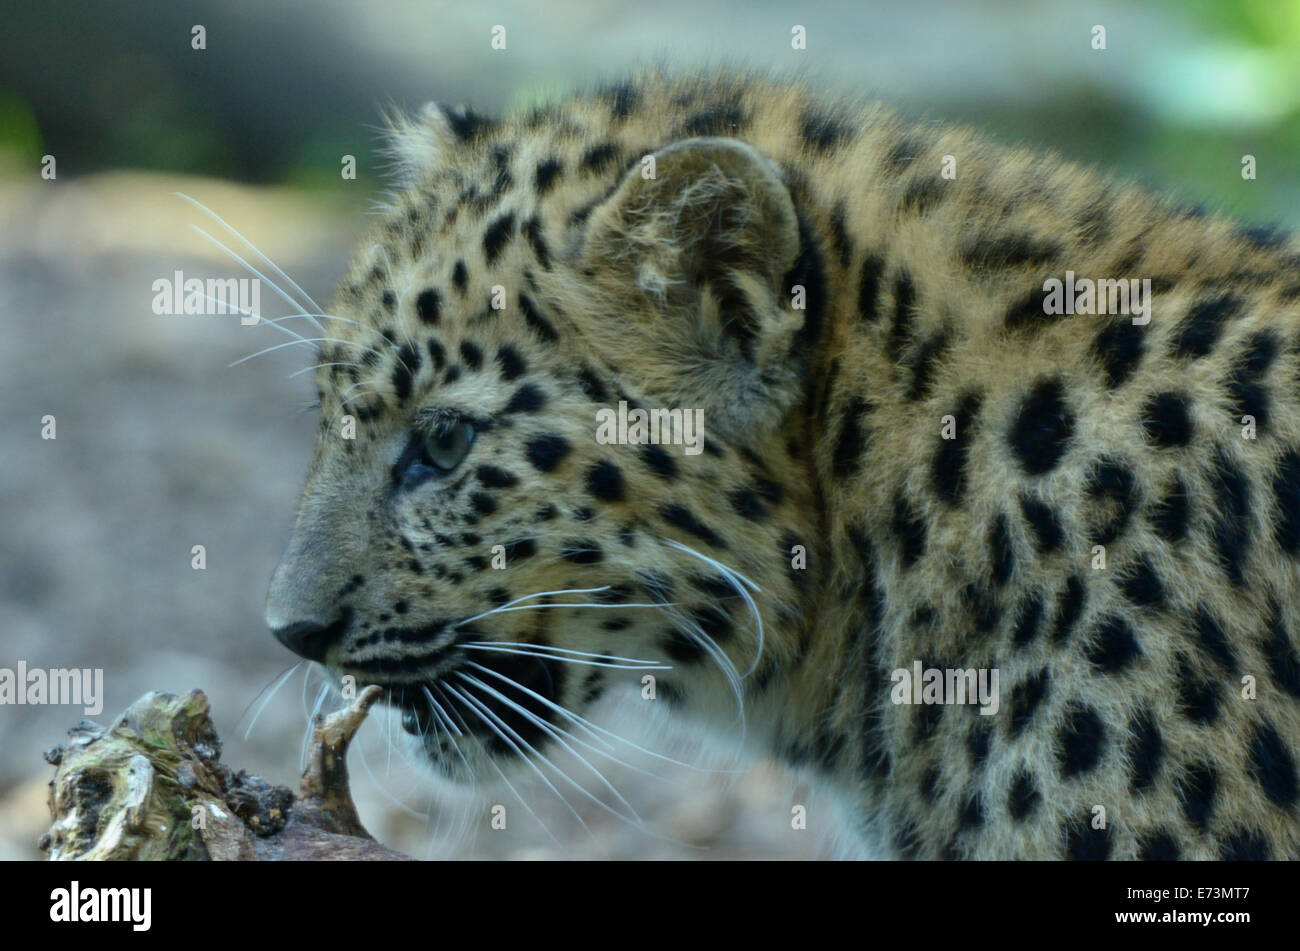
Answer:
[370,647,568,760]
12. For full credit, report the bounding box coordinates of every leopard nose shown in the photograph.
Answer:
[269,609,351,663]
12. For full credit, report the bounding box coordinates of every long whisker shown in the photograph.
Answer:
[663,537,766,678]
[466,661,742,774]
[465,641,667,666]
[461,644,670,671]
[444,682,588,831]
[229,336,387,368]
[457,672,642,825]
[239,662,301,741]
[186,224,323,334]
[175,192,327,330]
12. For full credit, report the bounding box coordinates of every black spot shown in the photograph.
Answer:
[1019,496,1064,553]
[964,582,1001,635]
[586,461,625,502]
[730,488,768,519]
[1220,830,1271,861]
[1172,294,1242,358]
[1192,605,1237,671]
[661,627,706,662]
[523,215,551,270]
[1249,720,1298,808]
[959,233,1060,270]
[900,176,946,216]
[580,142,619,174]
[496,345,526,381]
[1177,761,1218,830]
[857,255,885,322]
[1137,831,1181,860]
[483,212,516,264]
[968,721,992,768]
[891,493,927,568]
[832,397,870,479]
[1008,771,1040,821]
[451,261,468,293]
[443,364,461,385]
[827,202,852,269]
[1262,606,1300,699]
[391,360,413,400]
[1141,392,1194,447]
[681,104,746,136]
[886,272,916,361]
[459,341,483,370]
[602,80,639,118]
[641,443,678,480]
[1058,704,1106,778]
[1049,575,1087,644]
[1092,320,1146,387]
[503,383,546,414]
[1150,476,1191,542]
[469,492,496,515]
[906,332,950,401]
[885,135,925,170]
[525,434,570,472]
[659,504,727,548]
[1226,333,1277,432]
[1208,450,1252,584]
[426,338,446,371]
[989,514,1014,587]
[560,540,603,564]
[1273,449,1300,554]
[1176,656,1221,725]
[416,288,441,325]
[476,465,518,489]
[1009,667,1051,737]
[574,365,608,402]
[958,793,984,830]
[1008,378,1074,476]
[443,104,492,140]
[1127,708,1164,792]
[1118,555,1165,608]
[801,112,850,152]
[518,293,559,342]
[1064,820,1112,860]
[1011,591,1045,647]
[932,391,983,505]
[1003,286,1056,334]
[503,538,536,562]
[1085,456,1138,546]
[535,158,562,195]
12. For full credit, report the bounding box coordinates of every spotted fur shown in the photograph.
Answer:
[266,69,1300,860]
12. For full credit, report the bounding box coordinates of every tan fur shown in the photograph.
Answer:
[269,69,1300,859]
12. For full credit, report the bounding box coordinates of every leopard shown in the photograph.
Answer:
[263,68,1300,859]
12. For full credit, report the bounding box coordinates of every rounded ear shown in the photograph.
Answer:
[383,101,498,189]
[573,137,809,440]
[580,137,800,304]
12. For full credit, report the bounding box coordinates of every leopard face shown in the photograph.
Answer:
[265,92,820,783]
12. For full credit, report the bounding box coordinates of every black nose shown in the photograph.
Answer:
[271,609,350,662]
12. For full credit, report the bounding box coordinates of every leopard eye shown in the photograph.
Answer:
[423,420,475,471]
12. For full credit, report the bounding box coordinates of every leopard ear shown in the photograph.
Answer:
[576,137,808,437]
[384,101,498,189]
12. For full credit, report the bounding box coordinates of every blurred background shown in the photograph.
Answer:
[2,0,1298,860]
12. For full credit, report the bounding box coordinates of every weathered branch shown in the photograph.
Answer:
[40,686,410,861]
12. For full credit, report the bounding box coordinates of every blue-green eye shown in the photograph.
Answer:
[423,420,475,471]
